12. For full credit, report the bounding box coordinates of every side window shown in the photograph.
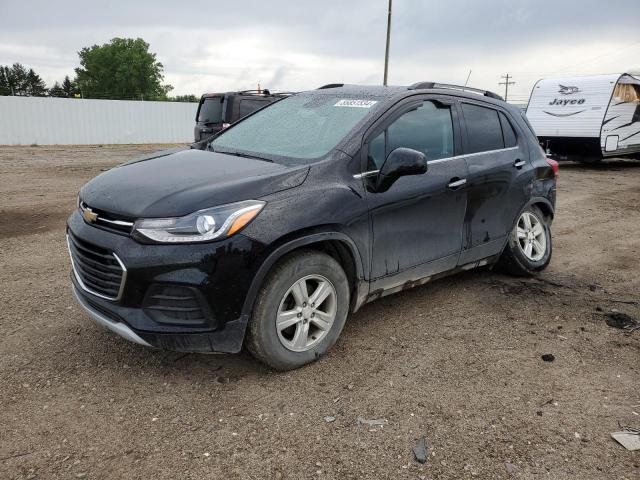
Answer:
[613,83,640,103]
[239,99,269,117]
[367,131,385,170]
[499,112,517,148]
[367,101,454,170]
[462,103,504,153]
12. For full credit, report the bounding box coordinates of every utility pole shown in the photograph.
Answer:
[499,74,515,101]
[383,0,392,86]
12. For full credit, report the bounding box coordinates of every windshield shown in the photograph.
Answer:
[197,96,224,123]
[210,94,381,161]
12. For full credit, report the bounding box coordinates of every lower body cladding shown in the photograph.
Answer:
[67,210,264,353]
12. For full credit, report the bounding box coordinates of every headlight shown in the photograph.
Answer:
[133,200,265,243]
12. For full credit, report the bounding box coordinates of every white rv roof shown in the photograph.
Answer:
[618,73,640,85]
[526,74,623,138]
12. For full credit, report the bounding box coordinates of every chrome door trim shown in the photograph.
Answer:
[353,170,380,179]
[354,146,520,176]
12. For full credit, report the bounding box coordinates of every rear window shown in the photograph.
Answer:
[499,112,517,148]
[239,99,270,117]
[197,97,223,123]
[462,103,504,153]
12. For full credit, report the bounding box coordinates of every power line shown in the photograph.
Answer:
[499,74,515,101]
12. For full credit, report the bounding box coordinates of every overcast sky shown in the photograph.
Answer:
[1,0,639,102]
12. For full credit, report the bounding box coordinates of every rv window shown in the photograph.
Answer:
[499,112,517,148]
[613,84,640,103]
[462,103,504,153]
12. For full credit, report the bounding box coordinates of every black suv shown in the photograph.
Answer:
[194,89,289,142]
[68,83,558,370]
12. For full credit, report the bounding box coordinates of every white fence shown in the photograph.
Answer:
[0,96,198,145]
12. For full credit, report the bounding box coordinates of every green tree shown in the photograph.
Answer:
[48,81,66,97]
[0,63,49,96]
[5,63,28,95]
[0,66,10,95]
[75,37,172,100]
[170,94,198,102]
[25,68,47,96]
[62,75,77,97]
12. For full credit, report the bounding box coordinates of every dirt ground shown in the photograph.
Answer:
[1,145,639,480]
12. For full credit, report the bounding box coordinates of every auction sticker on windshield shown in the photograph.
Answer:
[334,99,378,108]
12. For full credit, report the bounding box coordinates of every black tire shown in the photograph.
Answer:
[246,249,350,371]
[497,205,552,276]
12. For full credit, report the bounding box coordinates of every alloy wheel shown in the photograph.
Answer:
[516,211,547,261]
[276,275,337,352]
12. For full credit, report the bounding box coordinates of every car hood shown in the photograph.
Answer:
[80,149,309,218]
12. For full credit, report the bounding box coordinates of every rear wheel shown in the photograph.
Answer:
[246,250,350,370]
[497,205,552,276]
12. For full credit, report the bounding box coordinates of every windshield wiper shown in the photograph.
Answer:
[212,149,273,162]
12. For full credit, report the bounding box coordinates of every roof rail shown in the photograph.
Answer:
[237,89,271,95]
[407,81,504,101]
[407,82,436,90]
[317,83,344,89]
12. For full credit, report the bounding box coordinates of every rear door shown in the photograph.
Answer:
[363,95,469,288]
[458,101,531,264]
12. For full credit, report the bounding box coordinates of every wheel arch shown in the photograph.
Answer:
[529,197,555,221]
[241,230,367,321]
[498,196,555,255]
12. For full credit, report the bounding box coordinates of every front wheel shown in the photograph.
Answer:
[246,250,350,370]
[497,205,552,276]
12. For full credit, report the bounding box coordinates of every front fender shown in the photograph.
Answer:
[240,231,367,319]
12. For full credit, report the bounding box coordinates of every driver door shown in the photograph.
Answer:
[361,96,468,290]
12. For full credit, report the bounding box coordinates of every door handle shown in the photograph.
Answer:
[448,178,467,189]
[513,159,526,169]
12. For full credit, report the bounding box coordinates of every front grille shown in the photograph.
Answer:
[67,233,126,300]
[143,285,210,326]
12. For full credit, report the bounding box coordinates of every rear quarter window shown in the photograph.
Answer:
[239,99,271,117]
[462,103,504,153]
[499,112,517,148]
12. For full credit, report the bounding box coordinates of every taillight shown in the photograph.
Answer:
[546,158,559,177]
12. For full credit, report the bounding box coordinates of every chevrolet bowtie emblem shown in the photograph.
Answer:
[82,206,98,223]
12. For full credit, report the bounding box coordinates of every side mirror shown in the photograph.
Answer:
[375,147,427,192]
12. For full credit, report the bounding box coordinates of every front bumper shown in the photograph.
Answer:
[72,286,152,347]
[67,209,266,353]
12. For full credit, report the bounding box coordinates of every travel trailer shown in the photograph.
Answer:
[526,73,640,161]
